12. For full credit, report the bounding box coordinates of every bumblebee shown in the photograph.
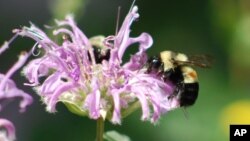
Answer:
[146,51,211,107]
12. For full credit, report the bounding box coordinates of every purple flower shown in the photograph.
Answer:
[14,6,176,124]
[0,40,33,140]
[0,52,33,113]
[0,119,15,141]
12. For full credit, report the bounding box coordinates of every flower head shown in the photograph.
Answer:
[15,6,176,124]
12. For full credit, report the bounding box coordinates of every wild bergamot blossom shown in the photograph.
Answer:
[0,38,33,141]
[5,6,177,124]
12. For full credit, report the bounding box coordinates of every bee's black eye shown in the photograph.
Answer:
[146,56,163,73]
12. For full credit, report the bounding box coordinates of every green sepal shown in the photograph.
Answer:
[63,101,88,117]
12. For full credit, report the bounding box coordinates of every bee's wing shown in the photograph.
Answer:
[174,54,213,68]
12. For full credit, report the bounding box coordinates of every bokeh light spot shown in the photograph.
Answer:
[220,100,250,136]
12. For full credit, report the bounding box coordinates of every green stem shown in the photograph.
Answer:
[96,117,104,141]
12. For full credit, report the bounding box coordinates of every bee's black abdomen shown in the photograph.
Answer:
[180,82,199,107]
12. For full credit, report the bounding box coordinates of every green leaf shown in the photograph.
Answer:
[104,130,131,141]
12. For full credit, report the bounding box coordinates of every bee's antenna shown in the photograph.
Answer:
[115,6,121,36]
[182,107,189,119]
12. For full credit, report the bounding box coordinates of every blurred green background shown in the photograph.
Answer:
[1,0,250,141]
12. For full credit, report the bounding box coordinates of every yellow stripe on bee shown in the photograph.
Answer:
[175,53,188,62]
[160,51,174,71]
